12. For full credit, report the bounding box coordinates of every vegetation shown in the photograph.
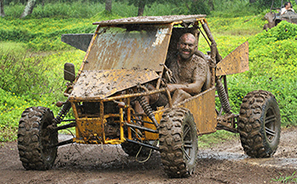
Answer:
[0,1,297,143]
[272,171,297,183]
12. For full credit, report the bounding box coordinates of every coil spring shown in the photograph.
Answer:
[216,79,231,114]
[138,96,153,117]
[55,101,71,124]
[138,96,159,127]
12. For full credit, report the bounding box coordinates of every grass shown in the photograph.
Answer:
[199,131,239,148]
[272,171,297,183]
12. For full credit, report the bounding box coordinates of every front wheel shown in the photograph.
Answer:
[18,106,58,170]
[159,107,198,178]
[238,90,281,158]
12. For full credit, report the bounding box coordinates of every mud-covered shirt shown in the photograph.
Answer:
[165,54,207,95]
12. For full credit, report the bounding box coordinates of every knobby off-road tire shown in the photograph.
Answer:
[121,142,151,157]
[238,90,281,158]
[18,106,58,170]
[159,107,198,178]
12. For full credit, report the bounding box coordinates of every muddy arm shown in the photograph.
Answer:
[167,58,207,95]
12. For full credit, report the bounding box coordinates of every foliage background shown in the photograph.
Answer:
[1,0,297,141]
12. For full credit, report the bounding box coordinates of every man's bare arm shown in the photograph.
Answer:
[167,57,207,95]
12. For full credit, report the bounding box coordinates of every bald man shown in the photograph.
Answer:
[165,33,208,104]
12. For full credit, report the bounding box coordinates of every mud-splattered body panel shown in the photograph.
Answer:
[84,25,172,72]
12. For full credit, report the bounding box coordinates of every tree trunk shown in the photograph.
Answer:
[0,0,5,17]
[208,0,214,11]
[249,0,256,3]
[137,1,145,16]
[105,0,112,12]
[20,0,37,18]
[185,2,190,12]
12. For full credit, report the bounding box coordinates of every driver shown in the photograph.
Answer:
[135,33,208,114]
[165,33,208,105]
[281,2,295,15]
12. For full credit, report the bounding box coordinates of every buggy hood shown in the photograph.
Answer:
[69,69,159,100]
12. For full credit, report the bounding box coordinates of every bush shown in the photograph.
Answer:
[0,49,85,141]
[0,48,50,96]
[226,21,297,125]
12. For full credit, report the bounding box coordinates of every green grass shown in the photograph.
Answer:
[199,131,238,148]
[0,41,26,53]
[208,14,265,35]
[272,171,297,183]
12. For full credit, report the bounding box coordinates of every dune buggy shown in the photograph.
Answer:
[264,2,297,30]
[18,15,281,178]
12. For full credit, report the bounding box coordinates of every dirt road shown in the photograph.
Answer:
[1,127,297,184]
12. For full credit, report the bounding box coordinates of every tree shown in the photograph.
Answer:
[137,0,146,16]
[161,0,210,15]
[185,0,210,15]
[20,0,37,18]
[208,0,214,11]
[117,0,157,16]
[253,0,284,10]
[0,0,5,17]
[105,0,112,12]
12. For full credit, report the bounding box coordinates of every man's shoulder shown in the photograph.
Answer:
[192,54,208,65]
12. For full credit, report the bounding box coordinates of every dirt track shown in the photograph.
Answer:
[1,127,297,184]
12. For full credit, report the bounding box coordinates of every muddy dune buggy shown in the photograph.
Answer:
[18,15,281,177]
[264,3,297,30]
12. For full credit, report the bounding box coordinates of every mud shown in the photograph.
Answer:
[95,15,206,26]
[1,127,297,184]
[70,69,158,98]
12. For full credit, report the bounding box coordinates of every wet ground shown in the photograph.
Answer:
[1,127,297,184]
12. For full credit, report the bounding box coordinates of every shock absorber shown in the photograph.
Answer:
[138,96,159,128]
[216,78,231,114]
[54,101,72,124]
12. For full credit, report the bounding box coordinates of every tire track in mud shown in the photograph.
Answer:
[0,127,297,183]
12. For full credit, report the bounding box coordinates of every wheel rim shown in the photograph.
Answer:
[182,123,195,164]
[265,107,277,143]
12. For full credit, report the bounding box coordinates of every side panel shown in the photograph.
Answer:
[216,41,249,76]
[179,87,217,135]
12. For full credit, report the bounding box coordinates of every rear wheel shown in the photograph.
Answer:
[159,107,198,178]
[238,90,281,158]
[18,106,58,170]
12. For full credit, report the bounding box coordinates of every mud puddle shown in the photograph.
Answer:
[59,134,297,170]
[199,150,297,170]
